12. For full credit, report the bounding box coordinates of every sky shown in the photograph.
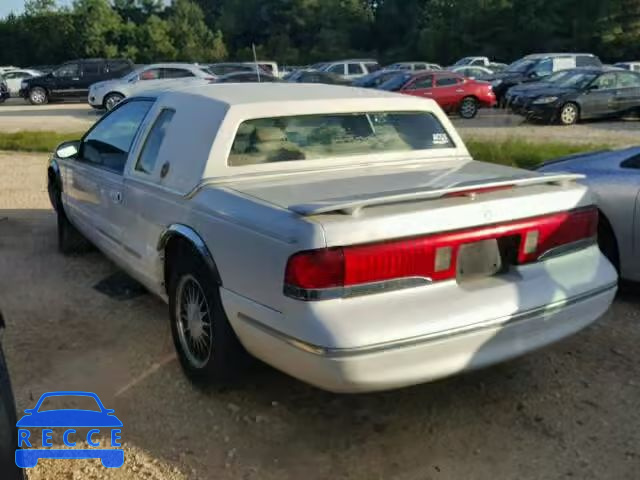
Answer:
[0,0,72,18]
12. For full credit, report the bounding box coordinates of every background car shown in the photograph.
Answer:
[0,66,19,74]
[285,70,350,85]
[315,59,380,79]
[88,63,215,111]
[0,312,24,479]
[384,62,442,71]
[486,53,602,103]
[379,71,496,118]
[511,68,640,125]
[614,62,640,72]
[20,58,134,105]
[207,62,269,77]
[0,74,8,103]
[215,72,278,83]
[351,69,404,88]
[538,146,640,279]
[450,66,494,80]
[2,69,42,97]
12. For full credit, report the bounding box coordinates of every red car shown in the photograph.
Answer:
[378,71,496,118]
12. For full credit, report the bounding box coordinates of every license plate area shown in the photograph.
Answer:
[456,239,502,282]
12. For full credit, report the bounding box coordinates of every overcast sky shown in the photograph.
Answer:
[1,0,72,18]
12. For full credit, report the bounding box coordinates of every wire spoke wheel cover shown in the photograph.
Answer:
[175,274,213,369]
[460,98,477,118]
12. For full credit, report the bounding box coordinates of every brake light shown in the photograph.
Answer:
[284,207,598,300]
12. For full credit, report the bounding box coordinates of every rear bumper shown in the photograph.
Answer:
[230,282,616,392]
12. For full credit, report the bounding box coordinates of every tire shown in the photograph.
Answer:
[28,87,48,105]
[558,102,579,125]
[598,214,620,273]
[459,97,479,119]
[168,245,250,386]
[57,210,92,255]
[0,340,25,479]
[103,93,124,111]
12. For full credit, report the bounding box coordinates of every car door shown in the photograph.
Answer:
[61,99,154,259]
[401,75,435,99]
[327,64,346,77]
[432,74,466,110]
[3,71,27,95]
[612,72,640,116]
[50,62,81,98]
[580,72,618,118]
[77,60,105,97]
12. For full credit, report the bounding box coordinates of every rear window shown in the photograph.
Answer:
[228,112,454,167]
[576,55,601,67]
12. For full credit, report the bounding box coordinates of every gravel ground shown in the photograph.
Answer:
[0,152,639,480]
[1,99,640,147]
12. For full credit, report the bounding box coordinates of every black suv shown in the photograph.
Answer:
[20,58,133,105]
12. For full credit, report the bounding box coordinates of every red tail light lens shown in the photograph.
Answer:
[284,207,598,300]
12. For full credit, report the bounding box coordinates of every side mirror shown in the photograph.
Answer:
[55,140,80,159]
[128,76,138,83]
[588,84,599,91]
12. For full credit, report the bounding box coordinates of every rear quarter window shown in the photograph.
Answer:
[135,109,176,175]
[228,111,455,167]
[576,56,601,67]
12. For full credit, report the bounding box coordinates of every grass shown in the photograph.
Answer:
[465,137,612,169]
[0,131,83,153]
[0,131,612,170]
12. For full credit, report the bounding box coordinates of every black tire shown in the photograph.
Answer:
[598,213,620,273]
[103,93,124,111]
[168,245,250,386]
[57,211,92,255]
[28,87,48,105]
[558,102,579,125]
[0,339,25,479]
[459,96,479,119]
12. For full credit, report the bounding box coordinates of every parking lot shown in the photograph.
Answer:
[2,98,640,148]
[1,146,639,479]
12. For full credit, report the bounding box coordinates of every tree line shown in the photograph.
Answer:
[1,0,639,68]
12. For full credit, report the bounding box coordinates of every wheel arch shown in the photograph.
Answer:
[158,224,222,293]
[103,91,125,107]
[47,160,63,212]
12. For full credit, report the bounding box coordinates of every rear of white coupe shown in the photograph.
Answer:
[184,85,617,393]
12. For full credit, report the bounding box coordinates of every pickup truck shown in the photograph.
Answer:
[47,83,617,393]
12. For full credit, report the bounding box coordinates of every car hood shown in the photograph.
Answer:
[521,85,579,98]
[539,147,639,173]
[486,71,526,83]
[507,81,552,95]
[17,410,123,428]
[91,79,120,90]
[226,158,554,214]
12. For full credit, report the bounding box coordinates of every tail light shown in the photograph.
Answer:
[284,207,598,301]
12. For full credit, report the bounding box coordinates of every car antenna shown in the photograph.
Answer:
[252,43,261,83]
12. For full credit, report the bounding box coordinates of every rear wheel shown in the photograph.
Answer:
[559,102,579,125]
[459,97,479,119]
[168,245,250,386]
[28,87,48,105]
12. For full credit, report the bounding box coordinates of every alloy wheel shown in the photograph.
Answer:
[175,274,213,369]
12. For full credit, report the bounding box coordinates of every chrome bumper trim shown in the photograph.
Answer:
[238,282,617,358]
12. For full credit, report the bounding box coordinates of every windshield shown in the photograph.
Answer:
[555,72,598,88]
[507,58,536,73]
[453,57,473,66]
[378,72,413,91]
[228,111,454,166]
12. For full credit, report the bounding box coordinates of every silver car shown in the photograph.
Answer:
[49,84,616,393]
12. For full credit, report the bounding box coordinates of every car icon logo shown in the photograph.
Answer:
[15,391,124,469]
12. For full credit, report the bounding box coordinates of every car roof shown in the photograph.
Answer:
[141,62,202,70]
[524,53,597,59]
[155,83,413,107]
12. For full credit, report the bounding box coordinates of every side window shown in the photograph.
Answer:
[82,62,103,77]
[365,63,380,72]
[4,72,19,79]
[532,59,553,76]
[161,68,195,79]
[617,72,640,88]
[592,73,617,90]
[621,154,640,169]
[407,76,433,90]
[140,69,161,81]
[135,109,176,175]
[435,76,461,87]
[348,64,363,75]
[328,64,345,74]
[470,59,484,66]
[55,63,79,78]
[576,56,599,67]
[81,100,153,174]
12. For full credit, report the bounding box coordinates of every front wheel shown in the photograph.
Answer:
[459,97,479,119]
[28,87,48,105]
[558,102,579,125]
[104,93,124,111]
[168,247,250,386]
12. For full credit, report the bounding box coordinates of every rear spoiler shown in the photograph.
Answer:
[289,173,584,216]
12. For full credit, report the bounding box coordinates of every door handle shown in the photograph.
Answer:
[109,190,123,204]
[456,89,465,93]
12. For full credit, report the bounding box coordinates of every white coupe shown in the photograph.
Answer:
[48,84,617,393]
